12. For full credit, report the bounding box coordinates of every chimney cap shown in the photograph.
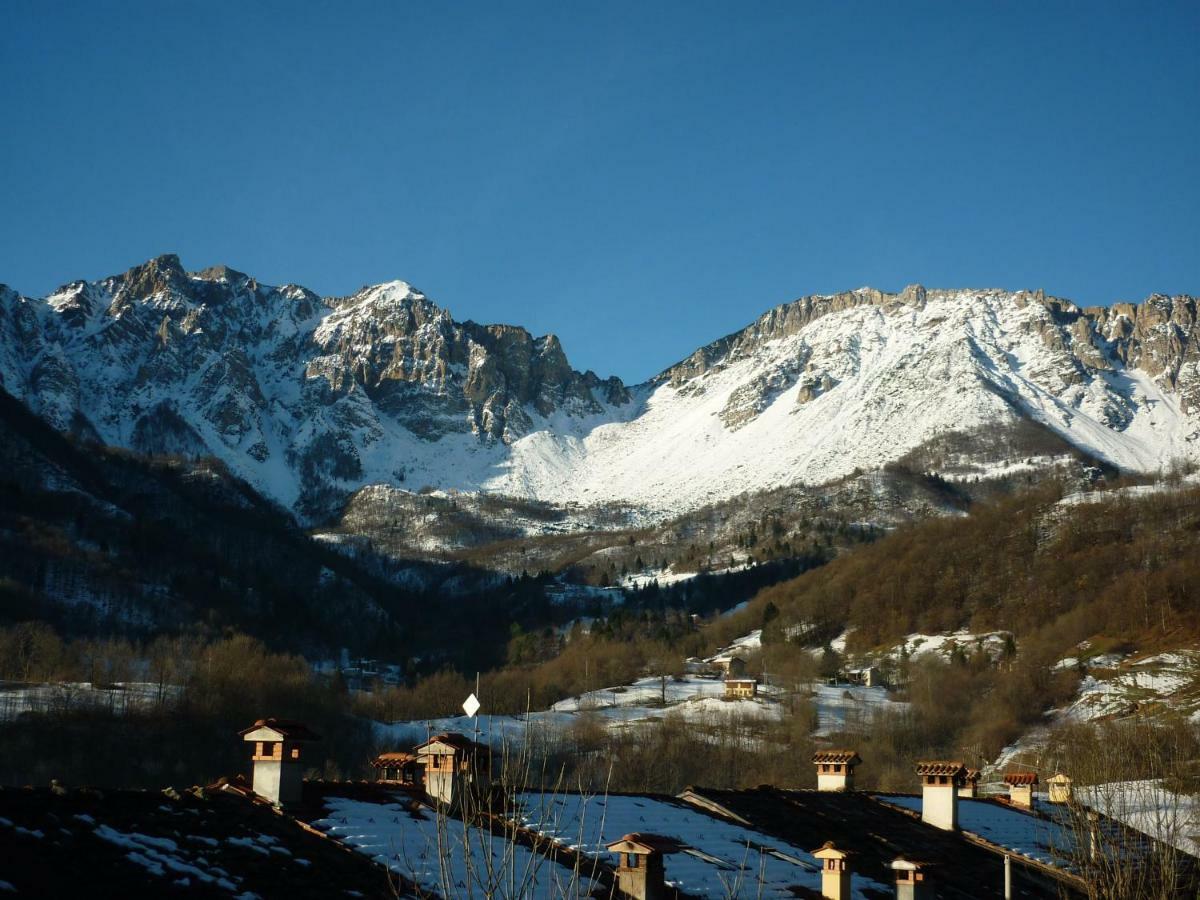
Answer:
[811,841,855,860]
[890,856,934,872]
[412,733,490,755]
[915,760,966,777]
[239,718,321,742]
[1003,772,1039,786]
[812,750,862,765]
[606,833,684,855]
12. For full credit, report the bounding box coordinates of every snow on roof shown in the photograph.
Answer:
[880,795,1078,868]
[0,785,395,898]
[312,795,602,899]
[513,791,891,897]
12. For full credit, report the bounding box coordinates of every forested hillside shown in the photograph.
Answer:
[0,387,546,666]
[741,479,1200,656]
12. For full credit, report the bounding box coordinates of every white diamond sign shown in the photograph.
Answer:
[462,692,481,718]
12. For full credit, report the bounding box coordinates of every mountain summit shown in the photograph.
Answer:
[2,257,1198,520]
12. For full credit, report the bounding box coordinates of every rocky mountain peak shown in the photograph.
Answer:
[4,256,1200,524]
[0,256,634,518]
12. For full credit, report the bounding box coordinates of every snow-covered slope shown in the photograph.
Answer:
[2,256,1198,521]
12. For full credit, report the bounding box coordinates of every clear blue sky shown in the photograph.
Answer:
[2,2,1197,382]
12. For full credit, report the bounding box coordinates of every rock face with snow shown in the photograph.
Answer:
[1,256,1198,520]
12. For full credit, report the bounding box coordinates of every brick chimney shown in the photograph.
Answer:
[890,856,935,899]
[239,718,320,807]
[1003,772,1038,810]
[914,761,966,831]
[606,833,681,900]
[811,841,854,899]
[813,750,862,792]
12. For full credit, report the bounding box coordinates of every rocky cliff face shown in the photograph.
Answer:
[2,256,1198,522]
[0,255,630,517]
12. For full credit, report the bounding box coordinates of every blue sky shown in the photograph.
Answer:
[2,2,1197,382]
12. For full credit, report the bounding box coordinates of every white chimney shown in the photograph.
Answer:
[890,856,935,899]
[915,761,966,831]
[1003,772,1038,809]
[239,718,320,807]
[813,750,862,792]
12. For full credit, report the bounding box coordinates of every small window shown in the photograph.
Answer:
[291,748,300,760]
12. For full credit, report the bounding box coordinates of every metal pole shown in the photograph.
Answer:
[1004,853,1011,899]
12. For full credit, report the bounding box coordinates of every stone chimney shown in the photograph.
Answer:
[606,833,681,900]
[1047,773,1073,804]
[813,750,862,792]
[890,857,935,899]
[1003,772,1038,810]
[239,718,321,807]
[811,841,854,899]
[958,768,981,799]
[915,761,966,831]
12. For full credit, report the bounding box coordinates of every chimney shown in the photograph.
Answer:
[605,833,680,900]
[958,768,981,799]
[890,856,935,900]
[811,841,854,899]
[914,761,966,831]
[239,718,320,807]
[1047,773,1073,804]
[1003,772,1038,810]
[813,750,862,792]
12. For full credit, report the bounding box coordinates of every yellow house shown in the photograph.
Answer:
[724,677,758,699]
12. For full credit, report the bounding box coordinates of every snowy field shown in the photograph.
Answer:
[374,674,786,754]
[886,630,1012,661]
[997,649,1200,769]
[1061,652,1200,722]
[0,681,176,721]
[375,627,907,753]
[809,683,905,736]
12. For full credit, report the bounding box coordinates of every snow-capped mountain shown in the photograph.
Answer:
[2,255,1198,521]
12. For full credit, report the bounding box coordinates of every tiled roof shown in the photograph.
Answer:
[413,732,490,754]
[370,751,418,767]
